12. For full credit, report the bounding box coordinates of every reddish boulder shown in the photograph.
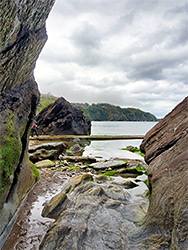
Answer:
[140,96,188,249]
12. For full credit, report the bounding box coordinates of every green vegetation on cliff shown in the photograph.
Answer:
[0,116,22,204]
[72,103,157,121]
[37,93,58,113]
[38,94,157,121]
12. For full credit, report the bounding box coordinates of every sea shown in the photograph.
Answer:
[83,121,157,160]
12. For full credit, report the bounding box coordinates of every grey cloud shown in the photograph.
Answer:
[169,20,188,47]
[123,48,188,81]
[35,0,188,118]
[71,22,101,50]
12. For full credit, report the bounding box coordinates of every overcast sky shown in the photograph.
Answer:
[34,0,188,118]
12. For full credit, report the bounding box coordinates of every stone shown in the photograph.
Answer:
[59,155,97,164]
[29,142,67,163]
[39,174,147,250]
[0,0,55,242]
[29,149,58,163]
[140,96,188,249]
[90,159,127,170]
[42,192,67,219]
[113,180,139,189]
[35,160,56,169]
[67,143,83,156]
[63,173,94,194]
[36,97,91,135]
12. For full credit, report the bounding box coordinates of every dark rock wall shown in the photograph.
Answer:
[0,0,55,239]
[140,96,188,249]
[36,97,91,135]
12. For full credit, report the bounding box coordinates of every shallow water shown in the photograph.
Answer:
[83,121,157,160]
[2,170,69,250]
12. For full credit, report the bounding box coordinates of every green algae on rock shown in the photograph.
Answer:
[35,159,56,169]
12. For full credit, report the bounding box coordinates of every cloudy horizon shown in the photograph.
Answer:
[34,0,188,118]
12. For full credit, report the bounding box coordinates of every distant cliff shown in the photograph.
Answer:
[72,103,157,121]
[39,94,157,121]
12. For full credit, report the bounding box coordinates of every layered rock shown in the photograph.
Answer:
[0,0,55,243]
[36,97,91,135]
[140,96,188,249]
[39,173,148,250]
[29,142,67,163]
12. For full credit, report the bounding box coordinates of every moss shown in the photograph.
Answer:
[143,179,151,198]
[0,117,22,203]
[120,166,144,175]
[32,163,40,181]
[67,165,80,171]
[135,164,147,173]
[102,170,121,176]
[122,146,145,157]
[84,163,90,166]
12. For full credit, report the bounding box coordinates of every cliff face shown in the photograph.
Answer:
[140,96,188,249]
[36,97,91,135]
[0,0,55,240]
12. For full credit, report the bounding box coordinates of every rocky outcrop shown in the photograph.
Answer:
[29,142,67,163]
[0,0,55,243]
[140,96,188,249]
[39,173,148,250]
[36,97,91,135]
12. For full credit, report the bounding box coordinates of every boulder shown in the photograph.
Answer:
[0,0,55,242]
[42,192,67,219]
[140,96,188,249]
[35,159,56,169]
[36,97,91,135]
[29,142,67,163]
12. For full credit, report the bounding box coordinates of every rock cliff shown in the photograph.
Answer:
[140,96,188,249]
[0,0,55,243]
[36,97,91,135]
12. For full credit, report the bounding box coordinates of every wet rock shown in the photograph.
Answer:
[35,160,56,169]
[0,0,55,241]
[90,159,127,170]
[94,175,112,182]
[36,97,91,135]
[66,143,83,156]
[113,180,139,189]
[63,173,94,194]
[39,173,147,250]
[42,192,67,219]
[30,149,58,163]
[29,142,66,163]
[59,155,97,164]
[140,96,188,249]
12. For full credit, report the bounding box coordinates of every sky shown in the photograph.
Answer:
[34,0,188,118]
